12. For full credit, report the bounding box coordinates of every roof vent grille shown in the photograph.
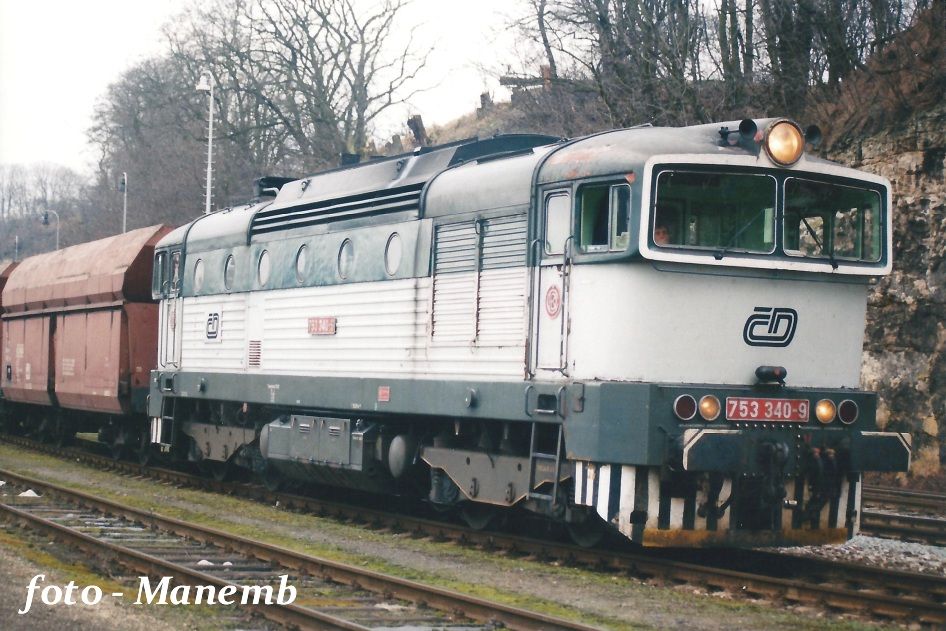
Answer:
[250,182,423,237]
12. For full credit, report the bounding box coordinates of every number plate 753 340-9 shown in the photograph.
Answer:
[725,397,809,422]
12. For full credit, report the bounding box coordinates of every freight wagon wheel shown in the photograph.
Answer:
[50,414,74,448]
[11,414,29,436]
[566,511,607,548]
[460,502,497,531]
[109,441,126,461]
[34,414,53,443]
[1,412,23,436]
[109,428,131,461]
[136,432,153,467]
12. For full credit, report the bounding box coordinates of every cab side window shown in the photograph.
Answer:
[610,185,630,250]
[544,192,570,255]
[153,252,167,295]
[577,183,630,252]
[170,251,182,292]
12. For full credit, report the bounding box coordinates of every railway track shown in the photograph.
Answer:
[0,466,595,631]
[3,433,946,626]
[863,485,946,513]
[861,510,946,545]
[861,485,946,545]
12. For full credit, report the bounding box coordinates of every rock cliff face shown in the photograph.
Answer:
[829,105,946,476]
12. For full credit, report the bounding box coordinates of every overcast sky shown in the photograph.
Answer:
[0,0,523,174]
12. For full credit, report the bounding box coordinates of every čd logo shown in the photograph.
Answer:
[743,307,797,347]
[206,313,220,339]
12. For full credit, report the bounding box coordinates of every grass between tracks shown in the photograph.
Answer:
[0,442,896,631]
[0,527,227,628]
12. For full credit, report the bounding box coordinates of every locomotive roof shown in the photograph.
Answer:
[157,134,562,251]
[158,119,843,251]
[3,224,172,314]
[536,118,814,184]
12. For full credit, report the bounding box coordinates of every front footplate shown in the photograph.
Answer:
[682,428,912,473]
[850,431,912,471]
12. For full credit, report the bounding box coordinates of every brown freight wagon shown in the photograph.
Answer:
[1,225,171,446]
[0,262,17,392]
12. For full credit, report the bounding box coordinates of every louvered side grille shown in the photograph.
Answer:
[248,340,262,368]
[250,183,423,236]
[481,215,527,269]
[431,215,527,343]
[434,222,478,274]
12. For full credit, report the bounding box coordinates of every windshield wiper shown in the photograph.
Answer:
[714,208,767,260]
[800,217,838,269]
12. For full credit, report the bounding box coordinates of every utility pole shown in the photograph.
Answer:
[121,171,128,233]
[42,210,60,250]
[196,72,215,214]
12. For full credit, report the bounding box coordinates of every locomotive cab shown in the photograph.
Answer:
[542,119,909,545]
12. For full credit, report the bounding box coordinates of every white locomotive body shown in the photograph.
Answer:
[150,121,910,547]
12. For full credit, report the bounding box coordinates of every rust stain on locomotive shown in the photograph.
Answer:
[641,526,848,548]
[544,145,611,180]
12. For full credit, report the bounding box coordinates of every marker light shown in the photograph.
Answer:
[764,120,805,166]
[699,395,721,421]
[838,399,859,425]
[815,399,837,424]
[673,394,697,421]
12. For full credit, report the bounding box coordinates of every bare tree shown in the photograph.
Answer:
[513,0,709,126]
[0,165,29,219]
[167,0,429,166]
[509,0,931,126]
[87,0,430,230]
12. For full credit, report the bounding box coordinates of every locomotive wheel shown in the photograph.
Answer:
[200,460,231,482]
[460,502,497,531]
[259,465,282,492]
[211,462,231,482]
[566,513,607,548]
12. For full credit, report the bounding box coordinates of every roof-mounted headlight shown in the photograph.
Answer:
[764,120,805,166]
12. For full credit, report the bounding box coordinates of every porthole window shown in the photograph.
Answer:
[295,245,308,284]
[193,259,204,293]
[337,238,354,279]
[384,232,402,276]
[258,250,271,286]
[224,254,236,290]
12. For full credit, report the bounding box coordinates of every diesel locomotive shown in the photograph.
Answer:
[2,118,912,547]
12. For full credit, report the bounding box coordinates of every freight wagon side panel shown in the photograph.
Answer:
[0,262,18,377]
[2,315,54,406]
[125,302,158,412]
[54,309,124,414]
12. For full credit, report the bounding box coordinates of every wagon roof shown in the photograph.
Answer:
[2,224,172,314]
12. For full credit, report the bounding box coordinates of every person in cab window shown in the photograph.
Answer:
[654,224,671,245]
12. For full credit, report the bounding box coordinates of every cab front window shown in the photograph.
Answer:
[653,170,776,253]
[784,178,882,263]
